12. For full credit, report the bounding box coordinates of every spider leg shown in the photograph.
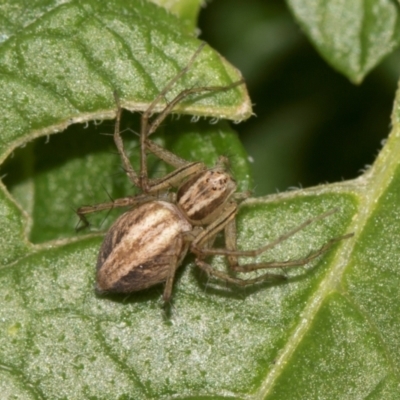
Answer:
[138,45,244,191]
[193,209,287,285]
[139,44,206,191]
[76,194,156,230]
[162,240,193,304]
[195,259,286,286]
[113,43,244,193]
[197,208,352,258]
[230,232,353,272]
[113,94,207,195]
[113,91,140,187]
[190,202,238,255]
[162,258,180,304]
[193,207,353,286]
[139,78,244,191]
[144,139,207,193]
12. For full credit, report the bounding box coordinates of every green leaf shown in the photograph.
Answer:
[286,0,400,83]
[0,0,250,165]
[1,0,400,399]
[151,0,204,32]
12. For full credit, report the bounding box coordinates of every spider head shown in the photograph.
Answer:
[177,167,237,225]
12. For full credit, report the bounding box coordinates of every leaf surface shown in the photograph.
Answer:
[287,0,400,82]
[0,0,250,165]
[0,0,399,399]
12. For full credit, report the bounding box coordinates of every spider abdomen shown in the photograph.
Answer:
[96,201,192,294]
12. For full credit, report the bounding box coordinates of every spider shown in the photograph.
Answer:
[77,43,352,303]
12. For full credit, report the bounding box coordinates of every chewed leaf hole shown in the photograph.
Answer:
[0,117,139,244]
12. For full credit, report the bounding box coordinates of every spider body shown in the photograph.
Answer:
[95,161,240,300]
[77,43,352,304]
[176,164,236,225]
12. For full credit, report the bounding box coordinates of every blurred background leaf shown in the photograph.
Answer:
[199,0,400,195]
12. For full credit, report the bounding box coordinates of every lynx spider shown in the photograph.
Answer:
[77,43,352,303]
